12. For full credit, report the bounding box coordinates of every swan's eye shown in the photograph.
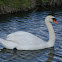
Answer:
[52,18,57,22]
[52,18,58,24]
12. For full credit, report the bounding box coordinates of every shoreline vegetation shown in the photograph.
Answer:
[0,0,62,14]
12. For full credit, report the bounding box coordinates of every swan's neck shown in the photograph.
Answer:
[45,21,55,47]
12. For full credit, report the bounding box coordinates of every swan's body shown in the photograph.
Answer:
[0,15,58,50]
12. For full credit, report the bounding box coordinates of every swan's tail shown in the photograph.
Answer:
[0,38,17,49]
[0,38,8,48]
[0,38,7,42]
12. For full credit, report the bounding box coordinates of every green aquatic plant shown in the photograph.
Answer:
[20,0,30,7]
[1,0,30,8]
[0,0,3,5]
[43,0,49,2]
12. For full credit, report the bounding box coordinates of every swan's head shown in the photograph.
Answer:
[45,15,58,24]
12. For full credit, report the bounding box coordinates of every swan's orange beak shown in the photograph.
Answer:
[53,19,58,24]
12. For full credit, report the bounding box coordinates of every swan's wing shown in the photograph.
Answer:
[6,31,47,50]
[7,31,45,45]
[7,31,28,42]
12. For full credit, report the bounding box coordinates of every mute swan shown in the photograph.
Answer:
[0,15,58,50]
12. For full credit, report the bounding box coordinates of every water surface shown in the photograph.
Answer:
[0,10,62,62]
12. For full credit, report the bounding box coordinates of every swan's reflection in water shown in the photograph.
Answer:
[0,47,54,62]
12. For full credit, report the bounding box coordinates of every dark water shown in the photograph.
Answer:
[0,10,62,62]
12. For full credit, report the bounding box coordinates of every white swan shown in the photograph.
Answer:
[0,15,58,50]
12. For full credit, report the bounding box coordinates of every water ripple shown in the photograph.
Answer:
[0,10,62,62]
